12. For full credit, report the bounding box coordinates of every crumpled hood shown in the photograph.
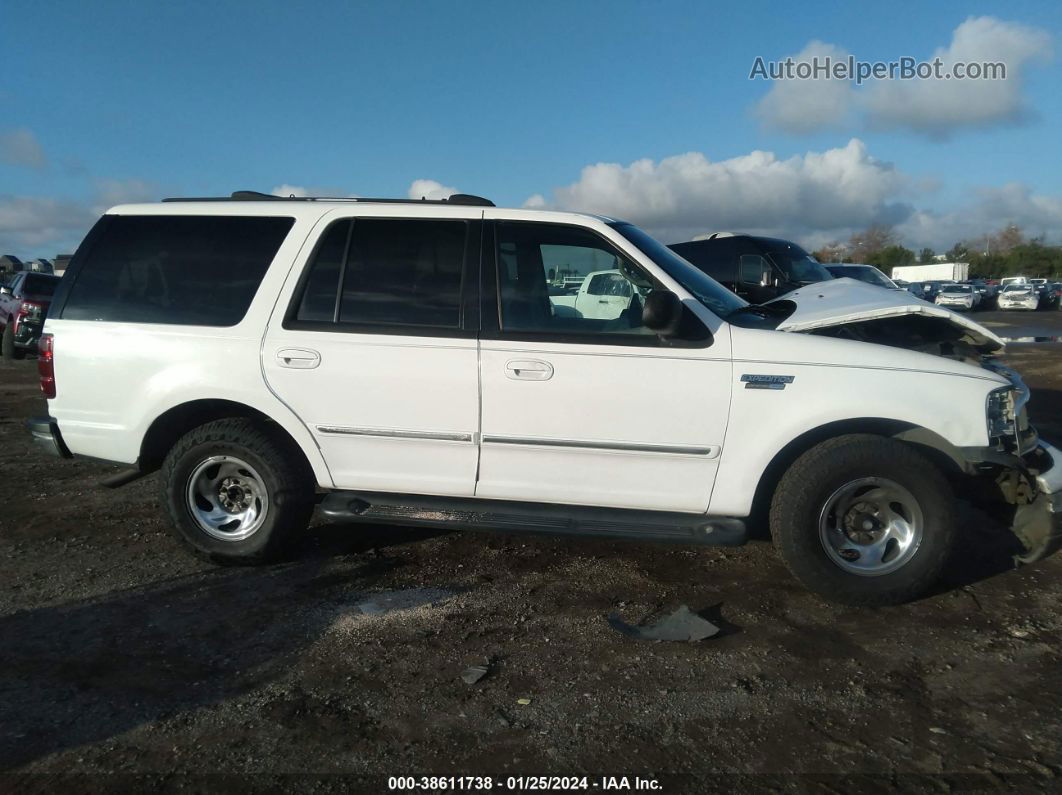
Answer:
[767,278,1005,353]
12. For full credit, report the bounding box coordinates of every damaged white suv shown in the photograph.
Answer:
[28,192,1062,605]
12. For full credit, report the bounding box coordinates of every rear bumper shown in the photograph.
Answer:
[26,416,72,459]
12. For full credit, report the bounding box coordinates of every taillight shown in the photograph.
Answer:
[18,300,43,323]
[38,333,55,399]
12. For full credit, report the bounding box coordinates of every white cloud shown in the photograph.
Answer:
[896,183,1062,250]
[93,178,159,211]
[865,17,1052,135]
[0,180,161,257]
[271,184,311,198]
[0,196,96,253]
[533,139,913,244]
[408,179,458,201]
[269,184,357,198]
[756,17,1052,137]
[0,128,46,169]
[755,41,856,133]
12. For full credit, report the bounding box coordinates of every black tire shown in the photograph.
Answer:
[1,322,25,360]
[770,434,956,607]
[160,418,315,564]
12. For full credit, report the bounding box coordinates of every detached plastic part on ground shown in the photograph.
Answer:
[606,605,721,642]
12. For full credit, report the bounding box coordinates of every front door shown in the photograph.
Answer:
[476,218,732,513]
[263,213,482,496]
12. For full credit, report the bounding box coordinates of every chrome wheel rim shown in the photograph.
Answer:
[818,477,924,577]
[186,455,268,541]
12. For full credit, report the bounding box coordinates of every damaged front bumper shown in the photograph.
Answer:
[984,440,1062,563]
[1033,441,1062,513]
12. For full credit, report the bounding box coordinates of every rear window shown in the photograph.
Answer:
[62,215,294,326]
[22,274,59,297]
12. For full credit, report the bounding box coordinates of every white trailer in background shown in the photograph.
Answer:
[891,262,970,282]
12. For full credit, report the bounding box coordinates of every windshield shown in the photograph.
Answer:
[1004,285,1032,293]
[610,222,747,318]
[760,240,832,283]
[826,265,896,289]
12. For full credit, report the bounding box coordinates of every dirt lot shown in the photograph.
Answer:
[3,310,1062,792]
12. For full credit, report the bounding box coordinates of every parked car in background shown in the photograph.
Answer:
[1046,283,1062,310]
[998,284,1040,311]
[934,283,980,311]
[909,281,947,302]
[964,279,999,309]
[0,271,61,359]
[549,269,645,321]
[824,264,902,290]
[668,234,833,303]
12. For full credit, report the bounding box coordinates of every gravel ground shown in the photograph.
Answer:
[2,310,1062,792]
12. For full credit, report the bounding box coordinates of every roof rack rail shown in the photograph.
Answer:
[161,191,495,207]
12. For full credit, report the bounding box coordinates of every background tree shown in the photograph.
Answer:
[945,242,969,262]
[811,241,849,263]
[847,224,896,262]
[918,247,935,263]
[866,245,915,272]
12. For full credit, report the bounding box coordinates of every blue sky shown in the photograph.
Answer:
[2,0,1061,257]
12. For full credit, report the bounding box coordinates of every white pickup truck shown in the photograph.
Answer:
[27,192,1062,606]
[549,269,645,322]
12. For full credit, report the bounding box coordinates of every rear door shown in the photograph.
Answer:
[262,212,483,497]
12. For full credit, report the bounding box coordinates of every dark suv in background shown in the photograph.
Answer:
[0,272,61,359]
[667,234,833,303]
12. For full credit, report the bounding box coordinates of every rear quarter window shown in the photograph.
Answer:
[61,215,294,326]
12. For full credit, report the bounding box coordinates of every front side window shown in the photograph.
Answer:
[291,218,467,329]
[613,223,746,318]
[495,222,656,338]
[62,215,293,326]
[739,254,768,285]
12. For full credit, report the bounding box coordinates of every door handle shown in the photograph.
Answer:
[276,348,321,369]
[505,359,554,381]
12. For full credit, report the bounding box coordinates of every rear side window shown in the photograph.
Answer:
[290,218,467,329]
[62,215,294,326]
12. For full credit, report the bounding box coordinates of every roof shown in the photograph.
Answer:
[106,191,624,227]
[163,190,496,207]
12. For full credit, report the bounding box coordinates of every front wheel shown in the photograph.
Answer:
[161,418,315,564]
[770,434,956,606]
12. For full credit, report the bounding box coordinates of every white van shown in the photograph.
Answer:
[27,192,1062,605]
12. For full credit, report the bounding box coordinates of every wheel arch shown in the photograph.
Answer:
[747,417,967,537]
[139,399,323,484]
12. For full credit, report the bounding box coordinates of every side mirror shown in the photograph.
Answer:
[642,290,683,335]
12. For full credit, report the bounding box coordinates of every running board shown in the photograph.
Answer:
[318,492,747,546]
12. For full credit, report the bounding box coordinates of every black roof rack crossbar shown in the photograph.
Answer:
[162,191,494,207]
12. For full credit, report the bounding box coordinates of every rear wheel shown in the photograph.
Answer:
[1,323,25,360]
[770,434,956,606]
[161,418,315,564]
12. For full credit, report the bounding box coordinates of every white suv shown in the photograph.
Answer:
[27,192,1062,605]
